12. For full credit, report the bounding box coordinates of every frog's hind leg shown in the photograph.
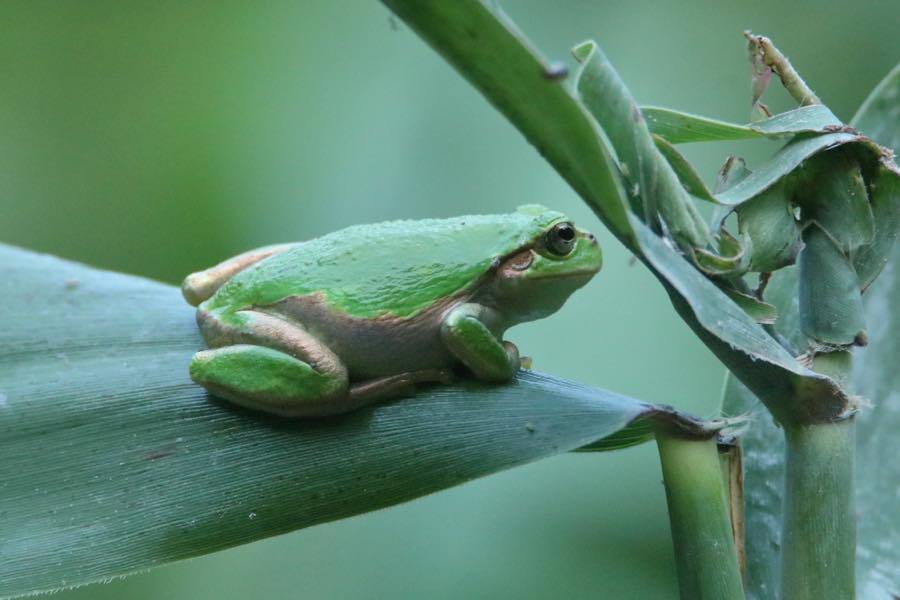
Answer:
[190,308,352,417]
[182,243,296,306]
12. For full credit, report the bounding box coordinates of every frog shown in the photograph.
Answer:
[181,204,602,418]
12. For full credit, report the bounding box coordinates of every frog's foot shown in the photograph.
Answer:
[349,369,455,405]
[441,303,519,383]
[190,345,351,417]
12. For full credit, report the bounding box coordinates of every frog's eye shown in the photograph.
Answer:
[545,222,576,256]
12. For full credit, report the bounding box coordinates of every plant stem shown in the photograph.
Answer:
[657,434,744,599]
[781,418,856,599]
[780,350,856,598]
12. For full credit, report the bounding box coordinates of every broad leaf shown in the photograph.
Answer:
[736,182,802,272]
[0,243,712,598]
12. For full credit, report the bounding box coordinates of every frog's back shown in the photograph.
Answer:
[205,207,564,318]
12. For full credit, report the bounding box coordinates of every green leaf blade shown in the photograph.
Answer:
[798,224,867,346]
[643,104,843,144]
[643,106,762,143]
[0,243,654,597]
[382,0,634,245]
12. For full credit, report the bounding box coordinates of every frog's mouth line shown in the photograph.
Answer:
[528,266,602,280]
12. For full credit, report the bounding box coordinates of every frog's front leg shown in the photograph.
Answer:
[190,309,354,417]
[440,303,520,382]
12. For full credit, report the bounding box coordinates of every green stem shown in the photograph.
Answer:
[781,418,856,599]
[656,434,744,599]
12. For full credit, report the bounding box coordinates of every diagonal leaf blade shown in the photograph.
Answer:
[643,104,843,144]
[382,0,634,245]
[0,243,694,598]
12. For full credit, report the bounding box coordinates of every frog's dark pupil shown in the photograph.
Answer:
[546,223,576,256]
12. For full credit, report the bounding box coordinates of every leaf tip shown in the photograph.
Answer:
[571,40,596,63]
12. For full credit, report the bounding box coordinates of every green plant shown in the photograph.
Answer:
[1,2,898,598]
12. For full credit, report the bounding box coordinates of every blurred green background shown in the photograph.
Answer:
[1,1,896,598]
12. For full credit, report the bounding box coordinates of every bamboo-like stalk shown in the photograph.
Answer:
[657,434,744,599]
[781,418,856,599]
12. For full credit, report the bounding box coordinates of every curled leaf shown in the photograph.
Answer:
[737,182,803,272]
[716,156,752,194]
[796,148,875,254]
[716,132,861,206]
[798,224,867,347]
[692,229,748,277]
[853,168,900,291]
[720,287,779,325]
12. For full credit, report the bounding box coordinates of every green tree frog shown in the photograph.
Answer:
[182,205,602,417]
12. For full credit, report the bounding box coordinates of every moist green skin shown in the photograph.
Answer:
[203,205,569,319]
[183,205,602,418]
